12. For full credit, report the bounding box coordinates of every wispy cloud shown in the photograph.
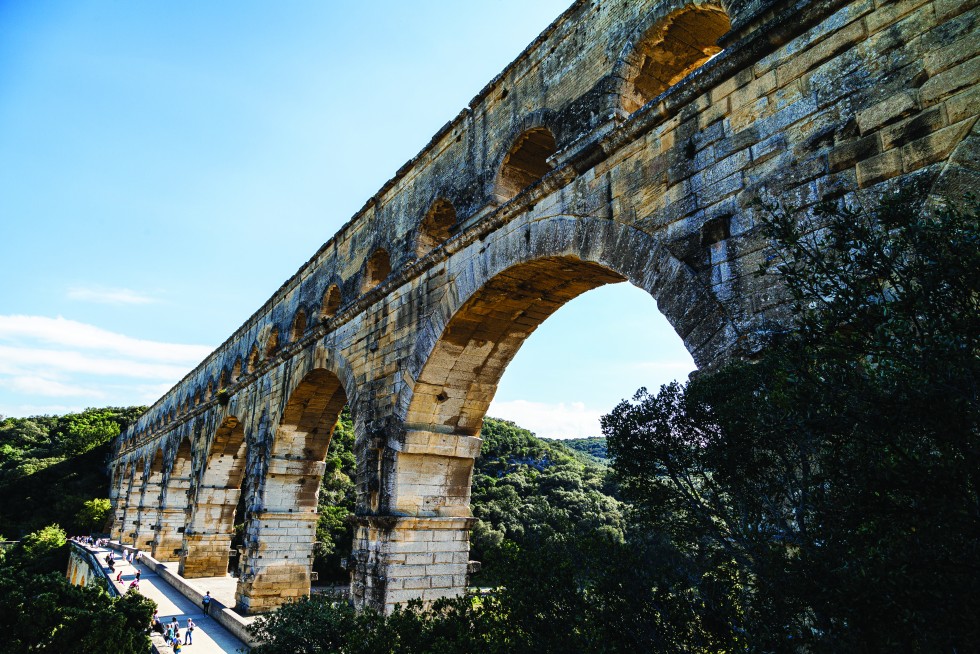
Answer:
[0,375,107,398]
[67,285,157,305]
[0,345,199,379]
[0,315,212,363]
[0,314,214,418]
[487,399,605,440]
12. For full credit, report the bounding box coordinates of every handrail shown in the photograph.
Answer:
[69,541,120,597]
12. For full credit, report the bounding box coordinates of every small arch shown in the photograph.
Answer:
[231,358,243,383]
[266,329,280,357]
[219,369,229,391]
[416,199,457,257]
[247,345,260,373]
[494,127,557,203]
[362,248,392,293]
[321,284,342,319]
[291,308,308,342]
[206,382,213,401]
[620,5,730,114]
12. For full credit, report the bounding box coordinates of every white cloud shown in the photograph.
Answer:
[487,399,605,439]
[0,314,215,418]
[0,315,213,363]
[67,285,156,305]
[0,375,107,398]
[0,345,196,379]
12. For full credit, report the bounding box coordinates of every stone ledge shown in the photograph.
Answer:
[393,430,482,459]
[250,510,320,522]
[354,515,476,531]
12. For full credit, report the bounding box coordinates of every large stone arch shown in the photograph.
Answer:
[236,364,351,613]
[180,415,247,578]
[135,448,166,551]
[153,437,193,562]
[352,214,736,611]
[406,214,735,387]
[110,461,133,541]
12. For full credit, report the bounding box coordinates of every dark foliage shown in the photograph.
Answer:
[604,194,979,651]
[0,525,155,654]
[470,418,623,584]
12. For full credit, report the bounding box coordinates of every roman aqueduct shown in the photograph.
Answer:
[108,0,979,613]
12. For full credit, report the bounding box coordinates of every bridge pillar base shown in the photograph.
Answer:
[153,508,188,562]
[235,511,319,614]
[179,532,234,578]
[351,515,475,614]
[179,491,242,577]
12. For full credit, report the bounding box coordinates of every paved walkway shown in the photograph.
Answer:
[94,546,249,653]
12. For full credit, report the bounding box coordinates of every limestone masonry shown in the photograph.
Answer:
[109,0,979,613]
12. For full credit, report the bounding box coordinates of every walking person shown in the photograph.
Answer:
[184,618,195,645]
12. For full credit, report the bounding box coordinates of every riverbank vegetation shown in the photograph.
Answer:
[249,194,978,652]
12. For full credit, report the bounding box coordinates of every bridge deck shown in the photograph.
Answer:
[93,544,251,653]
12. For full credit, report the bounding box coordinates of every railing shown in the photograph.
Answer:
[68,541,120,597]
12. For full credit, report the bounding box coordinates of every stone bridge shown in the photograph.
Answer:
[108,0,979,613]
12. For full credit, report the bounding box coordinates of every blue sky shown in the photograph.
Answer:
[0,1,694,437]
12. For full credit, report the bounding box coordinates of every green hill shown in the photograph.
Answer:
[0,407,144,537]
[544,436,609,463]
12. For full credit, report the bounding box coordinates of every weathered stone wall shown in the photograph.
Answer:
[108,0,979,614]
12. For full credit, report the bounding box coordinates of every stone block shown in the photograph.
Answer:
[855,148,903,187]
[921,55,980,106]
[857,91,919,134]
[902,118,976,171]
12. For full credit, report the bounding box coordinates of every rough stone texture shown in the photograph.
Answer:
[107,0,979,614]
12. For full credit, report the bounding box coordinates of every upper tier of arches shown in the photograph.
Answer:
[119,0,734,446]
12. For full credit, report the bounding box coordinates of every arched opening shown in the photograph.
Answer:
[237,368,350,614]
[407,257,626,435]
[494,127,557,203]
[620,6,730,114]
[179,416,248,578]
[247,345,260,373]
[416,199,457,257]
[231,358,243,383]
[321,285,342,319]
[488,282,695,438]
[363,248,392,293]
[111,462,133,541]
[135,449,165,550]
[155,438,193,561]
[265,330,280,358]
[377,254,698,610]
[291,309,308,342]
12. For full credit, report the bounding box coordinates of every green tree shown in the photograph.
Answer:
[470,418,624,584]
[0,567,155,654]
[603,194,980,651]
[313,407,357,582]
[75,498,112,534]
